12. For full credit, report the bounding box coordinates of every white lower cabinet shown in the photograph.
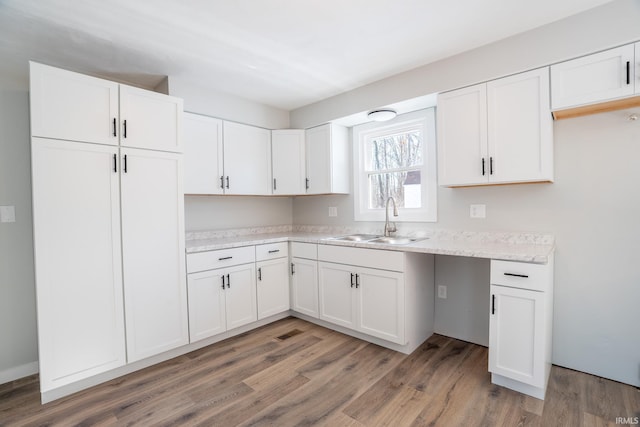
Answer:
[290,257,319,318]
[318,263,357,329]
[256,242,290,319]
[31,137,188,392]
[316,245,425,347]
[488,257,554,400]
[290,242,320,318]
[120,148,189,363]
[318,262,405,344]
[186,246,259,343]
[31,138,126,392]
[187,262,257,343]
[489,285,545,385]
[357,268,405,344]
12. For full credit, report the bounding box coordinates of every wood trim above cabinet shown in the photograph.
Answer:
[552,95,640,120]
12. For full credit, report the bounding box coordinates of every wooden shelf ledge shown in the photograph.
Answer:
[552,96,640,120]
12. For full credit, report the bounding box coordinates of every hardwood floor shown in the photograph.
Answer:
[1,317,638,426]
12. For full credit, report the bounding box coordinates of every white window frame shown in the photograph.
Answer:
[353,108,437,222]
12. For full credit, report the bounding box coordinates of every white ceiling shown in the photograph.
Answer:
[0,0,614,111]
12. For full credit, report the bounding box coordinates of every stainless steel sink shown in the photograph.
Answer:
[367,236,429,245]
[330,234,381,242]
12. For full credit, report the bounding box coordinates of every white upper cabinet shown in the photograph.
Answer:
[223,121,272,195]
[437,84,488,186]
[183,113,224,195]
[305,123,349,194]
[119,85,183,153]
[551,44,636,110]
[30,62,119,145]
[437,67,553,187]
[271,129,306,195]
[30,61,183,152]
[487,68,553,184]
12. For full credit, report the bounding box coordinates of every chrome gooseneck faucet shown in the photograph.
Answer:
[384,196,398,237]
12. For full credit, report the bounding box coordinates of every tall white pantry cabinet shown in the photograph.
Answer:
[29,62,188,398]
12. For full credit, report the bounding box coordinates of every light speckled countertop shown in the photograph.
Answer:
[186,225,555,264]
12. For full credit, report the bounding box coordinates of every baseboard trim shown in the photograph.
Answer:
[0,361,39,385]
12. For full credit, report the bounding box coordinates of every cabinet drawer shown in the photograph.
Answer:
[187,246,255,273]
[290,242,317,260]
[490,260,551,292]
[318,244,404,272]
[255,242,288,261]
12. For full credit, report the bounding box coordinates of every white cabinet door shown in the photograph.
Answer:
[256,257,290,319]
[223,121,272,195]
[437,84,488,186]
[487,68,553,184]
[30,62,119,146]
[31,138,126,391]
[271,129,305,195]
[291,257,319,318]
[120,148,188,362]
[318,262,356,329]
[357,268,405,345]
[551,44,635,109]
[489,285,545,387]
[305,124,349,194]
[119,84,183,153]
[225,263,258,330]
[187,270,227,342]
[183,113,224,194]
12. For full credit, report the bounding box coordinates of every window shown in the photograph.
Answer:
[353,108,437,222]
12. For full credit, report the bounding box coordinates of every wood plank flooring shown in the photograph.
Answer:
[1,317,638,426]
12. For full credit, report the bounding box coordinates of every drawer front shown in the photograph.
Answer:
[318,244,404,272]
[490,259,551,292]
[187,246,255,273]
[255,242,288,261]
[290,242,317,260]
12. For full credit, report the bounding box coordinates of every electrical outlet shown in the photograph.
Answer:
[470,204,486,219]
[328,207,338,217]
[438,285,447,299]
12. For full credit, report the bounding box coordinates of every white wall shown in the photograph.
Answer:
[168,76,290,129]
[291,0,640,387]
[0,89,39,381]
[291,0,640,128]
[185,195,293,231]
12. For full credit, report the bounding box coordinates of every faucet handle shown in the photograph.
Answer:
[388,222,397,234]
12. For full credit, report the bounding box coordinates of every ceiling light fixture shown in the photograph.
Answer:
[367,109,397,122]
